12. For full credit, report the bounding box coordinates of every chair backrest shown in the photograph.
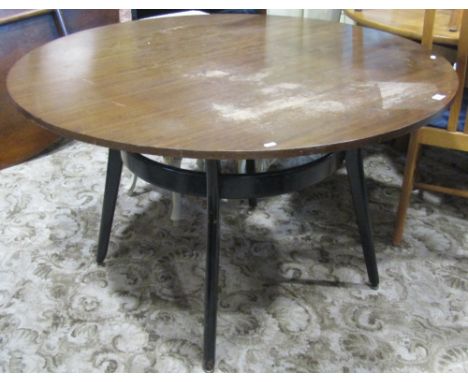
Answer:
[423,10,468,133]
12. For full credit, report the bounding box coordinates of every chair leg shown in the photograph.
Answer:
[246,159,257,208]
[203,160,221,372]
[96,149,123,265]
[127,174,138,195]
[345,149,379,289]
[164,157,183,222]
[393,132,422,245]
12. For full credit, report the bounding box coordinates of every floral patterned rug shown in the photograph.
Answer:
[0,140,467,372]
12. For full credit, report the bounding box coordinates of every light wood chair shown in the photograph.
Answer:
[393,9,468,245]
[449,9,463,32]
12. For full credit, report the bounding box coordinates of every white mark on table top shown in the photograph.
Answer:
[375,81,437,109]
[184,70,230,79]
[81,78,95,85]
[229,71,271,83]
[203,70,230,78]
[260,83,302,95]
[212,96,346,122]
[160,26,185,33]
[432,93,446,101]
[184,69,272,83]
[111,101,127,107]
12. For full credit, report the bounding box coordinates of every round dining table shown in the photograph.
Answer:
[7,14,458,371]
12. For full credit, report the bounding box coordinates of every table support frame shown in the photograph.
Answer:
[245,159,257,208]
[96,149,122,265]
[204,160,221,372]
[96,148,379,371]
[345,149,379,289]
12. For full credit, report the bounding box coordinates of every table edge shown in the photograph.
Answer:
[7,94,452,159]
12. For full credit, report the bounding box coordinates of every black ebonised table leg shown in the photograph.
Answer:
[345,149,379,289]
[203,160,221,372]
[96,149,122,265]
[246,159,257,208]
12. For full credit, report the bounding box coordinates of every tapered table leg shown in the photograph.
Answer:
[203,160,221,372]
[345,149,379,289]
[246,159,257,208]
[96,149,123,265]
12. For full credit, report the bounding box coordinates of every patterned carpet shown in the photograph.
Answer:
[0,140,467,372]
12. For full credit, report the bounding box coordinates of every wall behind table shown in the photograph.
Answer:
[267,9,342,22]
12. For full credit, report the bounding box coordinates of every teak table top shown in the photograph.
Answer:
[7,15,458,159]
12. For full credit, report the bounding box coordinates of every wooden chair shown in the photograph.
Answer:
[449,9,463,32]
[393,9,468,245]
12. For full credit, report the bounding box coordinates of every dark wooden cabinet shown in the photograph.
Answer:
[0,9,119,170]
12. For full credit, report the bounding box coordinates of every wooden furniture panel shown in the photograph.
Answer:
[6,14,460,371]
[393,10,468,244]
[7,15,458,160]
[0,9,119,170]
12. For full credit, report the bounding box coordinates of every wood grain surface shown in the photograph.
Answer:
[7,15,459,159]
[0,9,119,170]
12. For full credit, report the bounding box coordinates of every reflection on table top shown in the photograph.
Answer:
[7,15,458,159]
[344,9,461,46]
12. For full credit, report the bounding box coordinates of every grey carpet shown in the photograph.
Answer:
[0,141,467,372]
